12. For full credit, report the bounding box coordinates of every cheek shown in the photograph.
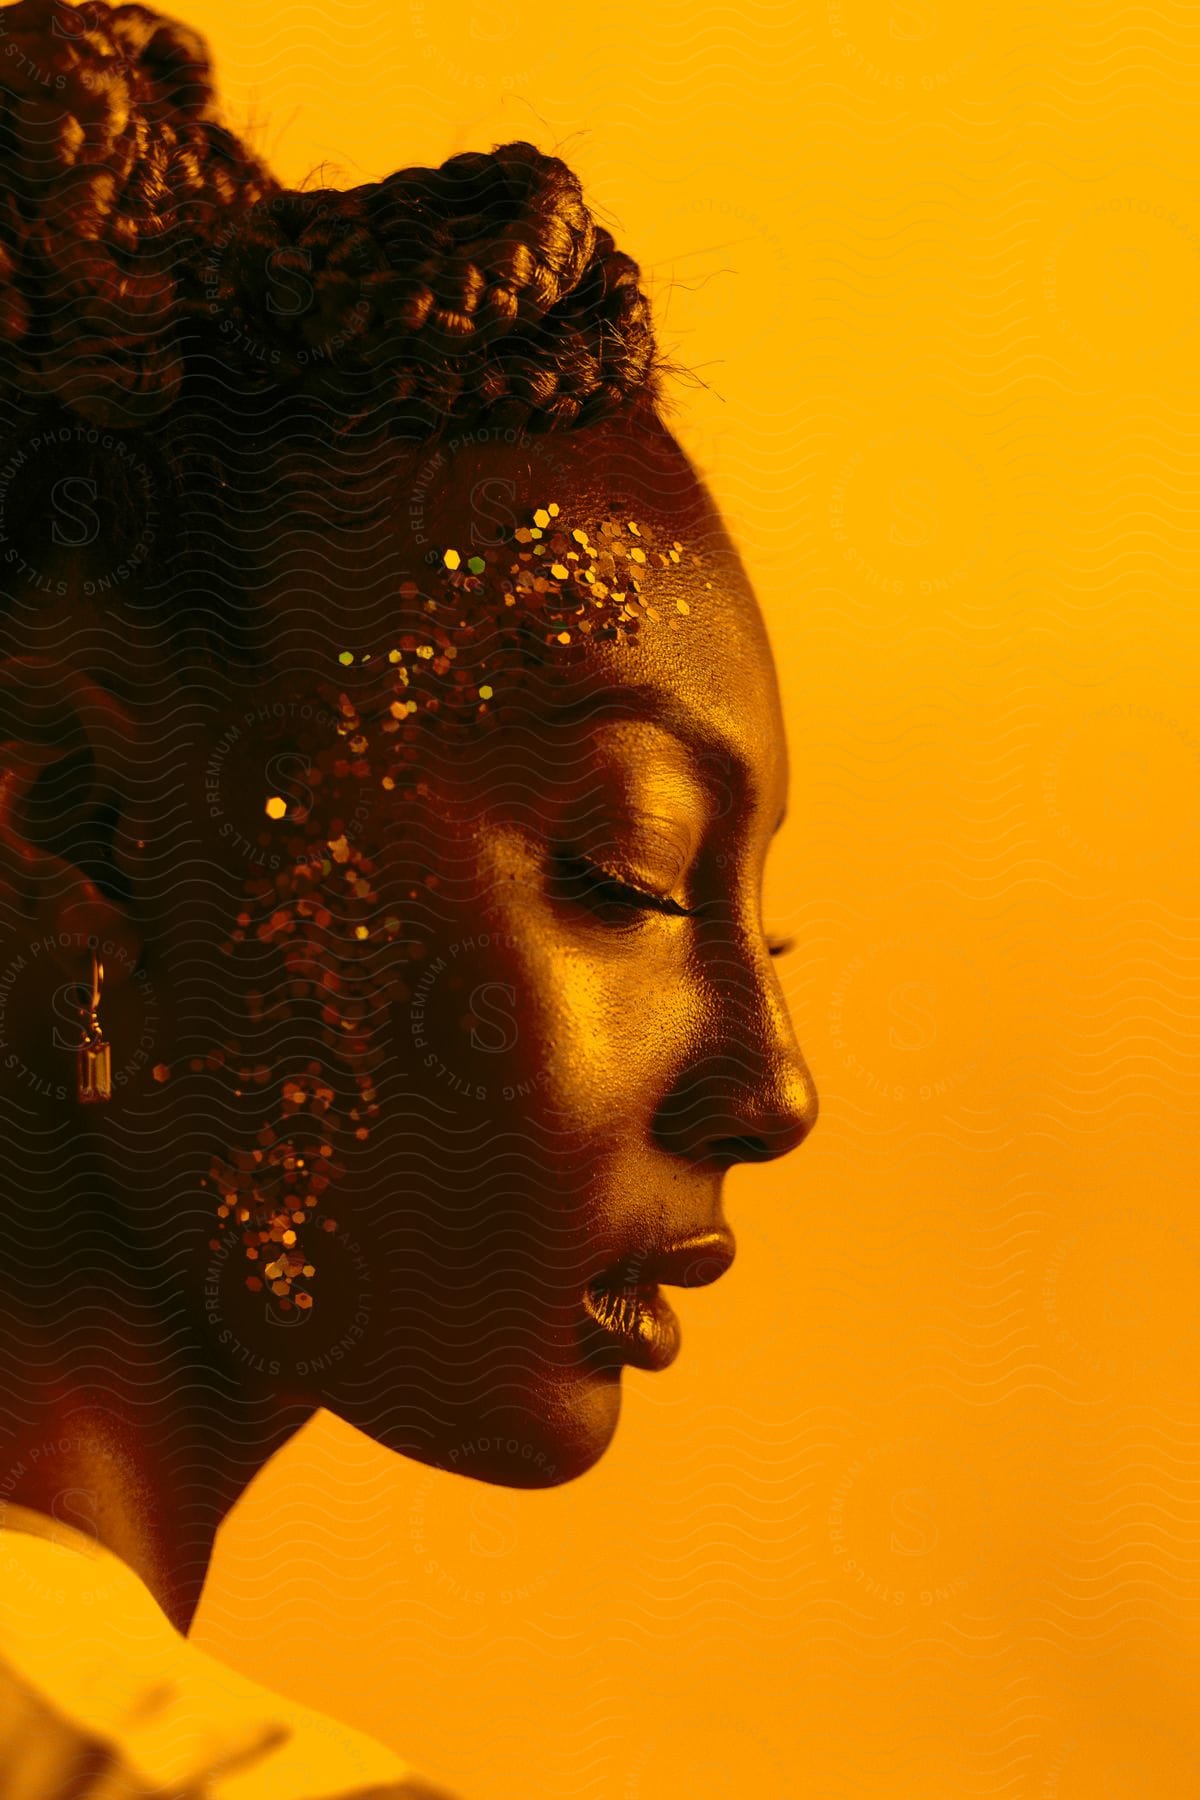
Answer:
[395,923,667,1138]
[537,944,661,1120]
[399,936,533,1102]
[458,919,700,1142]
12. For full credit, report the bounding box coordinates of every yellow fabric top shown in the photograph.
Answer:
[0,1502,418,1798]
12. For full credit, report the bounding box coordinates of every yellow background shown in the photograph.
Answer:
[186,3,1200,1795]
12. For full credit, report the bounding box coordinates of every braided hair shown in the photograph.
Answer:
[0,0,278,425]
[0,0,662,429]
[0,0,668,639]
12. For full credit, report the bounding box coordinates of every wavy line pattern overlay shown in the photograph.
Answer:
[4,2,1198,1797]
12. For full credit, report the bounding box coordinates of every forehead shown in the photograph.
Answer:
[255,412,788,813]
[386,415,787,799]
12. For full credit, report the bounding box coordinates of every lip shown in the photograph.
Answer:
[579,1228,737,1373]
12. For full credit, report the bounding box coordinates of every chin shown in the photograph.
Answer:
[365,1365,624,1489]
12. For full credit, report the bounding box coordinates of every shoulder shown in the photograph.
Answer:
[0,1645,177,1800]
[0,1641,466,1800]
[0,1521,458,1798]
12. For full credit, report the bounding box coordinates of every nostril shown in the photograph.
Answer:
[711,1082,819,1165]
[712,1134,773,1164]
[654,1054,819,1164]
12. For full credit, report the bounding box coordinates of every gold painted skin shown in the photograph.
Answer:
[0,411,818,1647]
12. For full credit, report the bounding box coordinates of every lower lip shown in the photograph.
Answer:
[580,1281,682,1372]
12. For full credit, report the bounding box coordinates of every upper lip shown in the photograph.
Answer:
[588,1227,736,1293]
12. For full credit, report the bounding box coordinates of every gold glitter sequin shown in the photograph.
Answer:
[233,504,705,1317]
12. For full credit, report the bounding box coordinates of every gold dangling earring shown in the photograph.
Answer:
[77,951,112,1105]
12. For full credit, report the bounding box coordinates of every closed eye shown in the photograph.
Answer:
[551,850,698,922]
[552,852,793,956]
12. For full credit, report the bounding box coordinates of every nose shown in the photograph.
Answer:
[653,944,819,1167]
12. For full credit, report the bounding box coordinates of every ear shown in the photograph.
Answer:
[0,657,143,989]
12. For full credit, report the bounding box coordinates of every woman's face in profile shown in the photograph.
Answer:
[28,419,818,1489]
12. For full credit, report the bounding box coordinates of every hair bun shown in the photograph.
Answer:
[207,139,661,433]
[0,0,277,427]
[102,4,215,119]
[0,6,663,438]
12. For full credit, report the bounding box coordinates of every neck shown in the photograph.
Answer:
[0,1303,315,1632]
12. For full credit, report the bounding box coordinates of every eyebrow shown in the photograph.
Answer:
[553,683,758,814]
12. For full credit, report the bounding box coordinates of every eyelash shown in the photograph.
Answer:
[557,854,794,957]
[557,853,697,920]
